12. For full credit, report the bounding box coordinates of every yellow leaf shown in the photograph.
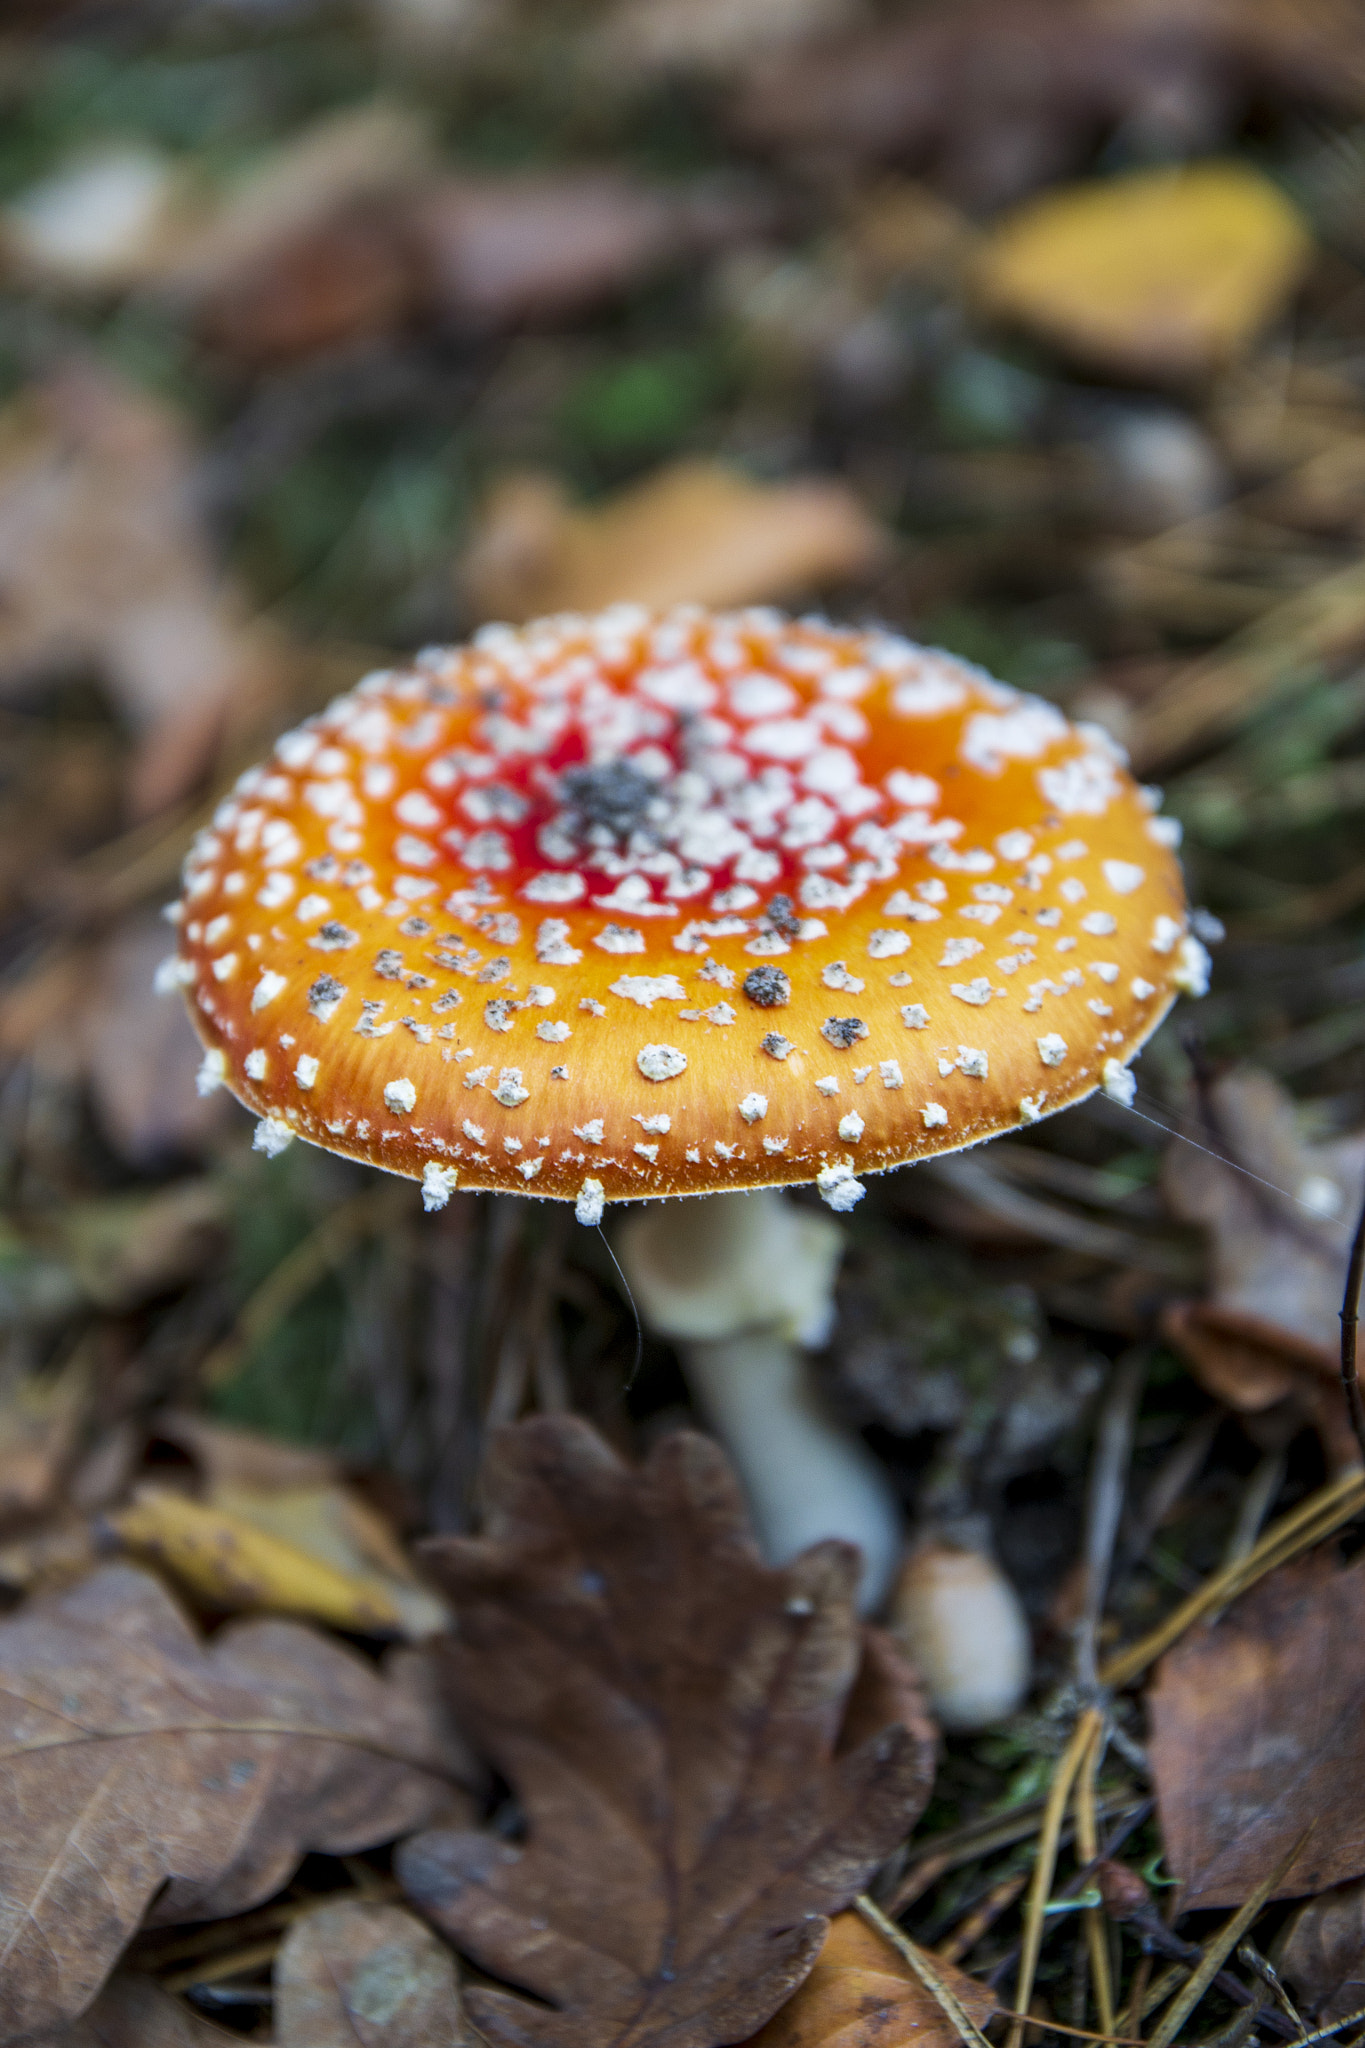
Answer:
[460,458,888,623]
[743,1911,997,2048]
[209,1480,449,1638]
[109,1484,429,1636]
[971,161,1313,380]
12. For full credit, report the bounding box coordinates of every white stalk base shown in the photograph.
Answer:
[682,1329,903,1614]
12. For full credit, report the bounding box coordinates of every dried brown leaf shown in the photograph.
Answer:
[0,367,284,815]
[1148,1548,1365,1908]
[735,0,1365,208]
[460,461,887,624]
[275,1900,465,2046]
[0,1564,460,2041]
[1161,1068,1365,1461]
[166,103,434,302]
[194,206,417,368]
[83,916,229,1168]
[28,1972,239,2047]
[601,0,856,75]
[398,1416,933,2048]
[416,173,765,330]
[740,1910,996,2048]
[149,1412,340,1492]
[1280,1876,1365,2022]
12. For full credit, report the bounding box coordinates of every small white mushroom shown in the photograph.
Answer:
[887,1534,1032,1730]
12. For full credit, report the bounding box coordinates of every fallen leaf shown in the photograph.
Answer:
[1279,1877,1365,2022]
[1148,1547,1365,1909]
[970,162,1313,381]
[416,172,767,331]
[107,1484,440,1637]
[594,0,860,78]
[274,1899,464,2046]
[194,205,419,369]
[210,1482,449,1638]
[1,144,198,295]
[126,1411,449,1637]
[460,460,887,623]
[28,1973,239,2047]
[735,0,1365,208]
[82,915,231,1167]
[0,1563,460,2040]
[741,1910,996,2048]
[0,367,284,815]
[166,102,434,304]
[397,1416,933,2048]
[150,1410,341,1491]
[1160,1068,1365,1463]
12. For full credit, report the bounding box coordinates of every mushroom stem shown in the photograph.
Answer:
[617,1189,903,1612]
[680,1328,903,1609]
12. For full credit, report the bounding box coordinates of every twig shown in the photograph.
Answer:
[1013,2021,1144,2045]
[1219,1451,1288,1573]
[937,1874,1028,1966]
[1108,1909,1297,2041]
[1238,1938,1309,2040]
[1340,1167,1365,1470]
[986,1800,1155,1993]
[1284,2001,1365,2048]
[1075,1720,1115,2039]
[1120,1407,1221,1576]
[1009,1707,1105,2048]
[161,1939,280,1994]
[1146,1837,1308,2048]
[1077,1351,1146,1690]
[855,1895,996,2048]
[1195,2000,1269,2048]
[1118,1960,1185,2033]
[886,1802,1051,1914]
[1115,1953,1153,2036]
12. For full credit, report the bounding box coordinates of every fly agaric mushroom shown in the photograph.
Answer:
[172,605,1196,1609]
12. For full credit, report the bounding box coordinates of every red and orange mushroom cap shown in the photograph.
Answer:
[174,606,1200,1217]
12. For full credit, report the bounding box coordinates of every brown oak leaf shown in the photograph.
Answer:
[1161,1067,1365,1470]
[1149,1548,1365,1909]
[397,1416,934,2048]
[0,1565,462,2042]
[275,1899,466,2046]
[1280,1877,1365,2023]
[27,1974,239,2047]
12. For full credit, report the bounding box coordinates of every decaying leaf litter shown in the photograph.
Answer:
[7,1,1365,2044]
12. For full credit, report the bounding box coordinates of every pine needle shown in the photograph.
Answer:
[1102,1472,1365,1689]
[1146,1837,1309,2048]
[855,1894,996,2048]
[1009,1706,1105,2048]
